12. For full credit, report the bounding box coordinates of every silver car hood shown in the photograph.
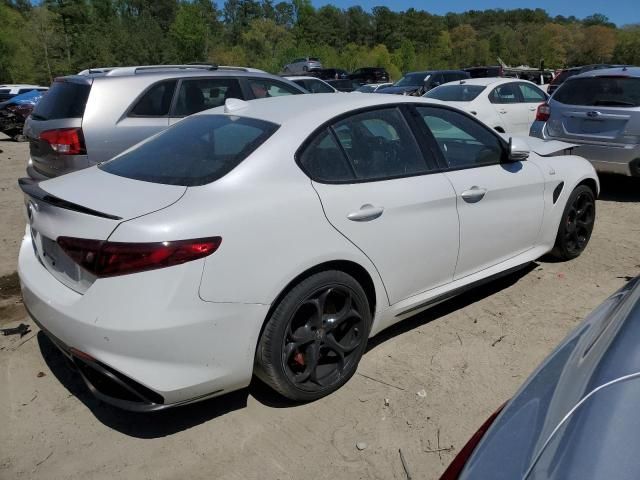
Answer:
[460,277,640,480]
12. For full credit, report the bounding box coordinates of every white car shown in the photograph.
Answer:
[19,94,598,410]
[284,76,338,93]
[424,78,549,136]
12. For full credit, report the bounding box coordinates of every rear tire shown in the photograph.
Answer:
[255,270,371,402]
[550,185,596,260]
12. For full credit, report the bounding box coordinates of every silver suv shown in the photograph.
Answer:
[530,66,640,177]
[282,57,322,75]
[25,64,306,179]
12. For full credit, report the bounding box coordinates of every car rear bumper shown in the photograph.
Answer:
[18,232,269,410]
[529,122,640,177]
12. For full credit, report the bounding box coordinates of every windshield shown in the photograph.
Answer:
[395,73,428,87]
[424,85,486,102]
[100,115,279,186]
[357,85,375,93]
[553,77,640,107]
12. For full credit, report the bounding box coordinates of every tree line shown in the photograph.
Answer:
[1,0,639,85]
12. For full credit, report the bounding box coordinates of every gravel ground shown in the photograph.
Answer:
[1,136,639,480]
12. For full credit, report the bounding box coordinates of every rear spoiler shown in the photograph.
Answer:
[18,177,122,220]
[523,138,579,157]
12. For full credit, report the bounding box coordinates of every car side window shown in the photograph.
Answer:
[331,108,429,181]
[489,83,522,104]
[416,106,504,169]
[172,78,243,117]
[129,80,177,117]
[248,79,301,98]
[298,129,355,182]
[518,83,547,103]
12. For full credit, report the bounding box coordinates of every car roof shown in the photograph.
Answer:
[199,93,438,126]
[442,77,526,86]
[572,66,640,79]
[74,65,268,79]
[284,76,327,81]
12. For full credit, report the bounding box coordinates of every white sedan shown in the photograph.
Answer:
[424,77,549,136]
[18,94,597,410]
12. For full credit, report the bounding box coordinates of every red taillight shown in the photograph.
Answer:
[40,128,86,155]
[57,236,222,278]
[535,103,551,122]
[439,403,506,480]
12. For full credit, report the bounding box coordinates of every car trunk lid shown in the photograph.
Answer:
[19,168,186,293]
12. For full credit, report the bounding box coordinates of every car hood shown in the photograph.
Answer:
[377,85,421,95]
[460,277,640,480]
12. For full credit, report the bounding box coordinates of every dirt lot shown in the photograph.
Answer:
[1,135,639,480]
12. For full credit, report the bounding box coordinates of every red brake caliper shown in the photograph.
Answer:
[293,352,305,366]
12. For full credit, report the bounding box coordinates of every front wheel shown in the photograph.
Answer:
[551,185,596,260]
[255,271,371,402]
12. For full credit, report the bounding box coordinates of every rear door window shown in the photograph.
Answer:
[173,78,242,116]
[129,80,177,117]
[518,83,547,103]
[489,83,523,104]
[100,115,279,186]
[554,77,640,107]
[31,80,91,120]
[331,107,429,181]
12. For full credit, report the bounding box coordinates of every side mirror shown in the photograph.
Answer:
[508,137,530,162]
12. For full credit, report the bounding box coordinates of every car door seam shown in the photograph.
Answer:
[308,179,391,306]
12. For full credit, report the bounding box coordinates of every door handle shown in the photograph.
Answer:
[498,109,507,114]
[460,186,487,203]
[347,204,384,222]
[529,107,537,111]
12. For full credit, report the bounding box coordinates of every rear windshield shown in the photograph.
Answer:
[553,77,640,107]
[424,85,485,101]
[100,115,279,186]
[31,80,90,120]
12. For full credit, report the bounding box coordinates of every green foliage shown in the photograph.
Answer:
[0,2,636,85]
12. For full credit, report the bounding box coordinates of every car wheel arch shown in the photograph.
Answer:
[577,178,598,198]
[253,260,379,361]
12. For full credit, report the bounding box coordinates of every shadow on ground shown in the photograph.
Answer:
[38,263,536,438]
[598,174,640,203]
